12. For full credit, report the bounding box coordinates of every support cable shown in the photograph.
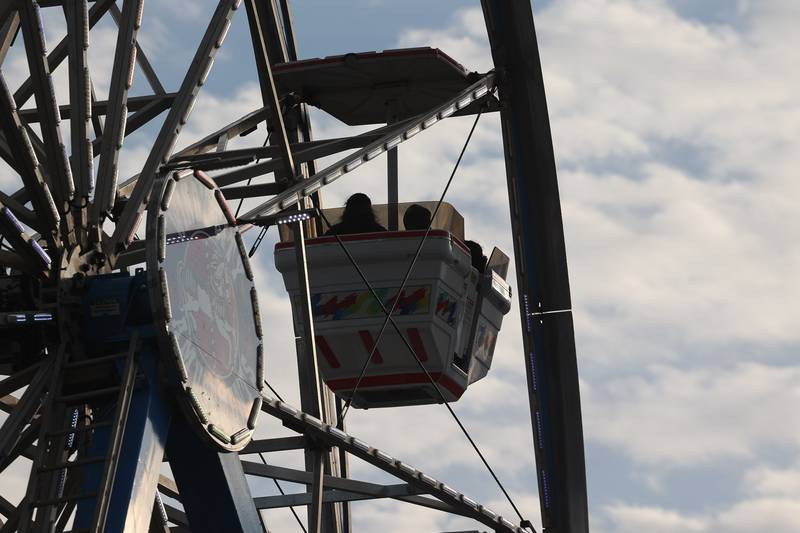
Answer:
[311,108,532,527]
[258,451,308,533]
[234,129,273,219]
[263,378,286,403]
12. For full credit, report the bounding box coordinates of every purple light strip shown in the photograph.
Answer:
[523,294,532,332]
[28,239,51,267]
[0,207,25,234]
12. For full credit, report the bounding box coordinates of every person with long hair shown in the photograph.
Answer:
[325,193,387,235]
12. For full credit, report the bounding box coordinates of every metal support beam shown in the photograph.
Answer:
[172,107,270,159]
[481,2,589,532]
[258,396,524,533]
[0,362,49,461]
[240,436,306,454]
[244,461,437,505]
[0,12,19,66]
[0,72,60,242]
[17,93,176,123]
[64,0,93,246]
[212,121,415,188]
[308,448,325,533]
[290,219,330,532]
[167,416,262,533]
[387,145,398,230]
[13,0,116,108]
[243,0,294,180]
[108,2,165,95]
[93,0,146,222]
[243,74,495,220]
[19,1,75,242]
[109,0,240,258]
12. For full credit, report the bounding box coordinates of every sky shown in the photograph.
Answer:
[1,1,799,532]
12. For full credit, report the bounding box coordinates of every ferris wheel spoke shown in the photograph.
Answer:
[0,358,50,461]
[0,417,39,476]
[0,191,46,234]
[0,132,24,175]
[13,0,115,109]
[0,204,52,275]
[108,2,165,96]
[0,361,43,398]
[0,75,60,241]
[19,1,75,242]
[82,93,175,161]
[64,0,93,240]
[92,0,144,224]
[108,0,241,261]
[0,11,20,67]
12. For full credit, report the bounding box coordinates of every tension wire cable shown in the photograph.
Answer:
[317,210,530,528]
[258,380,308,532]
[259,452,308,533]
[234,130,274,219]
[337,108,484,420]
[238,95,297,257]
[313,108,531,526]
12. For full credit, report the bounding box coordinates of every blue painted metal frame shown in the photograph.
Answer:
[73,346,172,531]
[167,415,263,533]
[75,272,172,531]
[73,271,262,532]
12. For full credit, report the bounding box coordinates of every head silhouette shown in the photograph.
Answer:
[403,204,432,231]
[465,240,487,273]
[342,193,376,224]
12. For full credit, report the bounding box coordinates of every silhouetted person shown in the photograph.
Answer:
[325,193,386,236]
[403,204,432,231]
[465,240,487,273]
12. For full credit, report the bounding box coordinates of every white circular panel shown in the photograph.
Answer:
[146,169,263,451]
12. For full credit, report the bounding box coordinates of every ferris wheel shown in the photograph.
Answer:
[0,1,588,532]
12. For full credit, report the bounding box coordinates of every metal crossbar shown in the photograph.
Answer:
[259,394,527,533]
[242,74,495,220]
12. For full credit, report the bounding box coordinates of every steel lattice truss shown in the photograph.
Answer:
[0,1,589,532]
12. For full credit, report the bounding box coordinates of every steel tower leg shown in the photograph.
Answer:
[244,0,341,529]
[167,415,263,533]
[72,346,172,532]
[481,2,590,532]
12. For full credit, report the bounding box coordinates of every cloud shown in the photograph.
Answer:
[603,503,707,533]
[602,496,800,533]
[742,462,800,497]
[584,363,800,467]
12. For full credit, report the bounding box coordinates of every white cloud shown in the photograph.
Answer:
[604,503,707,533]
[742,462,800,497]
[583,362,800,466]
[602,497,800,533]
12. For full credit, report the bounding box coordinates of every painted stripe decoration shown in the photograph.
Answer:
[406,328,429,362]
[358,330,384,364]
[315,335,341,368]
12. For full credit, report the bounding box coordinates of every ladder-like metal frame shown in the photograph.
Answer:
[18,334,138,533]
